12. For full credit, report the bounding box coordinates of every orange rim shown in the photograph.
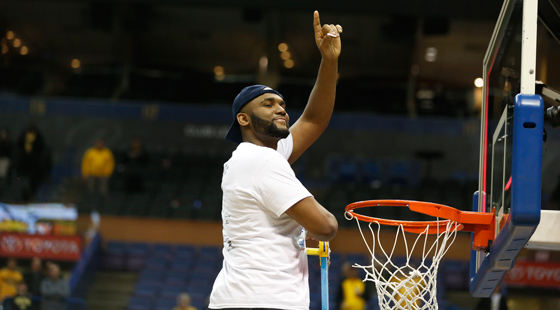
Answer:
[345,199,494,235]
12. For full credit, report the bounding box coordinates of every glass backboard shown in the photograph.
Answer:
[471,0,544,298]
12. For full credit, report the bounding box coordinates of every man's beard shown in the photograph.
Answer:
[250,113,290,139]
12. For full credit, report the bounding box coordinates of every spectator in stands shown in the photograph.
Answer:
[13,124,52,202]
[40,263,69,310]
[82,138,115,196]
[23,257,43,296]
[121,136,148,193]
[336,262,370,310]
[10,282,35,310]
[0,128,13,198]
[173,292,197,310]
[0,258,24,303]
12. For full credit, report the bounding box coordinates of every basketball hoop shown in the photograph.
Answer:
[344,200,495,310]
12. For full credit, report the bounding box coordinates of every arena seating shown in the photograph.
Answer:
[100,241,468,310]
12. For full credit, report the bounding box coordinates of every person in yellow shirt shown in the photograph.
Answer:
[82,138,115,196]
[173,292,197,310]
[0,258,24,302]
[337,262,369,310]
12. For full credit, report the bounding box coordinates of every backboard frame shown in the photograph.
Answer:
[471,0,543,298]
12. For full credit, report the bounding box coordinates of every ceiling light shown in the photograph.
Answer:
[20,46,28,55]
[278,43,288,53]
[280,51,291,60]
[416,89,435,100]
[474,78,483,88]
[71,59,81,69]
[424,47,437,62]
[425,54,436,62]
[259,56,268,70]
[426,47,438,55]
[1,45,8,54]
[6,31,14,40]
[213,66,224,75]
[13,38,21,48]
[284,59,294,69]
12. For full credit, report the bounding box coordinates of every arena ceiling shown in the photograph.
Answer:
[0,0,520,99]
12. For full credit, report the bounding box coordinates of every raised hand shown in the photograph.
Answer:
[313,10,342,60]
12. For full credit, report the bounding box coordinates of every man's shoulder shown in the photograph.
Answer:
[235,143,284,160]
[227,144,286,176]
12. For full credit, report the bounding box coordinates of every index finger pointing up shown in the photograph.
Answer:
[313,10,323,39]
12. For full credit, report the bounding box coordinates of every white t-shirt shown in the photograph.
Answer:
[209,134,313,310]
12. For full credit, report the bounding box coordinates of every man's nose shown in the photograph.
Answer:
[276,105,286,115]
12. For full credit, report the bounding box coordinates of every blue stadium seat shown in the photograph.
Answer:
[175,244,195,257]
[128,242,150,256]
[153,243,173,252]
[158,285,184,299]
[162,273,188,286]
[191,297,207,310]
[168,260,193,273]
[128,296,155,309]
[106,241,127,254]
[155,298,177,309]
[308,275,321,294]
[199,246,221,257]
[134,282,160,299]
[186,281,213,296]
[440,259,469,290]
[144,257,169,271]
[138,269,165,282]
[102,254,125,271]
[367,296,380,310]
[133,286,157,299]
[361,160,382,184]
[126,255,147,272]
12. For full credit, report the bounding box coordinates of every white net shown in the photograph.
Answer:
[346,214,461,310]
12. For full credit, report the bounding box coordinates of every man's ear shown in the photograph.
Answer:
[237,113,250,127]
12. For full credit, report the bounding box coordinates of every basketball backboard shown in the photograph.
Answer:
[470,0,545,298]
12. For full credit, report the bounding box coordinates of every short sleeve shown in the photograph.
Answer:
[254,153,312,217]
[276,133,293,160]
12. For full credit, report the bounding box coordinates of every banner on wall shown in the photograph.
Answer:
[504,261,560,288]
[0,233,82,261]
[0,203,77,235]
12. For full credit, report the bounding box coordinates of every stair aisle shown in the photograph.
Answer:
[86,271,138,310]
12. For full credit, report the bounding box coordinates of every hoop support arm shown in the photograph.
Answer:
[409,203,496,250]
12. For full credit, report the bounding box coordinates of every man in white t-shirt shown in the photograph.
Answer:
[209,10,342,310]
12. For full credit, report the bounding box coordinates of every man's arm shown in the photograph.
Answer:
[285,196,338,241]
[288,11,342,164]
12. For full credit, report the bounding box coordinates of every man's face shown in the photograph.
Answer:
[48,265,60,280]
[245,94,290,139]
[95,139,104,149]
[31,257,41,271]
[7,259,16,270]
[250,112,290,139]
